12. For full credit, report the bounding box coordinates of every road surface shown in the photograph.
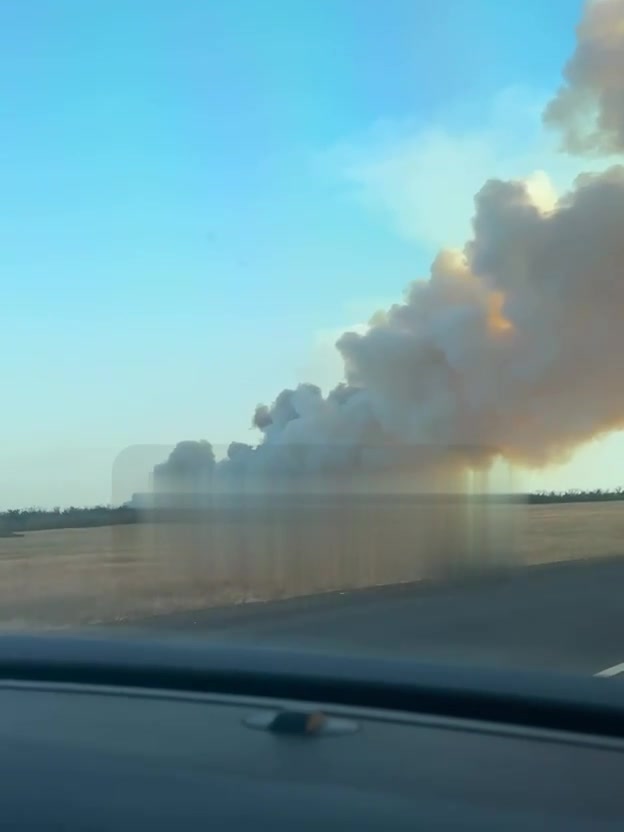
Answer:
[123,555,624,676]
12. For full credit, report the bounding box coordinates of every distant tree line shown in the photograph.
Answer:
[1,489,624,535]
[0,505,138,537]
[527,488,624,504]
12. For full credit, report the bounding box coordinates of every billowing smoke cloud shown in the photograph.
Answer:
[155,1,624,493]
[544,0,624,154]
[153,440,216,491]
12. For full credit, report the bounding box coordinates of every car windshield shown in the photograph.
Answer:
[2,0,623,678]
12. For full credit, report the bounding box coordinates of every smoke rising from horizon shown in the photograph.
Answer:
[155,0,624,494]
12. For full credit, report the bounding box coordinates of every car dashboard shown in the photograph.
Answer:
[0,635,622,830]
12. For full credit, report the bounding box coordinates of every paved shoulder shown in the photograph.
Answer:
[120,556,624,675]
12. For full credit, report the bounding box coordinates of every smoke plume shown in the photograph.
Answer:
[155,0,624,493]
[544,0,624,154]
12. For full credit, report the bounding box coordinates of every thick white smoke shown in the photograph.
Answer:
[155,0,624,493]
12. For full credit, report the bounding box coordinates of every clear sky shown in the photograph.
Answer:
[3,0,621,509]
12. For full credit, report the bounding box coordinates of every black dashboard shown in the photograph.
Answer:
[0,635,622,830]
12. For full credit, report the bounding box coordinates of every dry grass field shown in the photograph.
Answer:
[0,500,622,628]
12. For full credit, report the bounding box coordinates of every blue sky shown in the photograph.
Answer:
[5,0,620,508]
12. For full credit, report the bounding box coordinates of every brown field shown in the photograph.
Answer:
[0,500,622,628]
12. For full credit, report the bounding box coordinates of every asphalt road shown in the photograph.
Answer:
[125,555,624,676]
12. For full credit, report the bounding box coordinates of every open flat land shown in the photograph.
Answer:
[0,500,622,629]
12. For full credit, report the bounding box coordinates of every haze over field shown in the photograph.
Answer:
[0,500,621,627]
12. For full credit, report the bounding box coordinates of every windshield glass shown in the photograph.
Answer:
[2,0,623,677]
